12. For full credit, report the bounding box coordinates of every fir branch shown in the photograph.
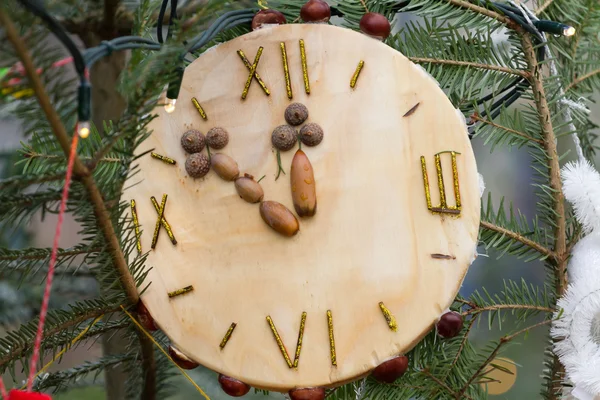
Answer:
[0,11,156,398]
[461,304,555,316]
[457,319,553,398]
[480,220,555,260]
[446,317,477,376]
[23,151,123,164]
[408,57,529,78]
[535,0,555,15]
[0,247,100,262]
[446,0,512,26]
[0,172,65,191]
[565,68,600,91]
[470,114,543,144]
[422,369,471,400]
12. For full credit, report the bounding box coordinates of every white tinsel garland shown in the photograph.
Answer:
[551,160,600,399]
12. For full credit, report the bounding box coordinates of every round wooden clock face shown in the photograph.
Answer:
[127,24,480,391]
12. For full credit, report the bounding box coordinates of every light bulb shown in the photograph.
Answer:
[78,121,90,138]
[164,98,177,113]
[563,26,576,37]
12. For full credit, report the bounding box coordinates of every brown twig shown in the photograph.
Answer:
[457,319,552,398]
[470,114,543,144]
[461,304,555,316]
[445,316,477,378]
[446,0,513,26]
[0,11,156,399]
[409,57,529,78]
[358,0,369,12]
[422,369,472,400]
[565,68,600,92]
[535,0,555,15]
[103,0,121,35]
[480,220,556,260]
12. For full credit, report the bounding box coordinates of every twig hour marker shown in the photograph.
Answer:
[131,199,142,254]
[151,152,176,165]
[266,316,293,368]
[280,42,293,99]
[299,40,310,95]
[327,310,337,366]
[403,102,421,117]
[191,97,207,120]
[293,312,307,368]
[151,194,168,249]
[237,50,270,96]
[431,253,456,260]
[168,285,194,298]
[240,47,265,100]
[421,151,462,215]
[378,302,398,332]
[350,60,365,89]
[151,196,177,245]
[219,323,237,349]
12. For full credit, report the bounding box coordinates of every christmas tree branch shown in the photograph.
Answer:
[445,317,477,378]
[565,68,600,91]
[446,0,513,26]
[409,57,529,78]
[23,151,123,164]
[521,31,568,399]
[480,220,556,260]
[470,114,543,144]
[461,304,555,316]
[0,10,156,399]
[0,247,99,262]
[422,369,472,400]
[535,0,555,15]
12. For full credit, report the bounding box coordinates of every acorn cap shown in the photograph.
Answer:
[284,103,309,126]
[185,153,211,178]
[299,122,324,147]
[206,127,229,149]
[300,0,331,23]
[251,9,286,30]
[181,129,206,154]
[272,125,298,151]
[359,12,391,40]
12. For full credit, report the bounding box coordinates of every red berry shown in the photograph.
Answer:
[436,311,464,338]
[289,387,326,400]
[168,346,199,369]
[218,374,251,397]
[136,301,158,331]
[359,12,391,40]
[251,9,286,30]
[371,355,409,383]
[300,0,331,23]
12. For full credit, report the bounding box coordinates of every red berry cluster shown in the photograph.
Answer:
[252,0,392,41]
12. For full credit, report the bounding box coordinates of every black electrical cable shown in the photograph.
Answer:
[167,0,179,41]
[16,0,86,82]
[157,0,169,44]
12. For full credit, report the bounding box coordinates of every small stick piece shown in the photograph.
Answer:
[403,102,420,117]
[378,302,398,332]
[241,47,264,100]
[266,316,293,368]
[168,285,194,298]
[237,50,270,96]
[431,253,456,260]
[151,194,167,249]
[293,312,307,368]
[151,196,177,245]
[299,39,310,94]
[350,60,365,89]
[219,323,237,349]
[131,199,142,254]
[327,310,337,366]
[280,42,293,99]
[151,152,176,165]
[191,97,208,120]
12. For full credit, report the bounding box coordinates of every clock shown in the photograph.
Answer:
[125,23,480,394]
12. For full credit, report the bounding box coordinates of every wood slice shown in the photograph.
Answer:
[125,23,480,391]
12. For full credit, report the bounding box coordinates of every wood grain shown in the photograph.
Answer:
[124,23,480,391]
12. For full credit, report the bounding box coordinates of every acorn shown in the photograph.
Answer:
[168,346,199,370]
[218,374,251,397]
[289,387,326,400]
[235,173,264,203]
[181,129,206,154]
[136,301,158,332]
[251,9,286,30]
[290,149,316,217]
[260,201,300,237]
[359,12,391,40]
[272,125,298,151]
[211,153,239,181]
[185,153,211,178]
[300,0,331,23]
[372,355,409,383]
[299,123,323,147]
[436,311,463,338]
[206,127,229,149]
[284,103,309,126]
